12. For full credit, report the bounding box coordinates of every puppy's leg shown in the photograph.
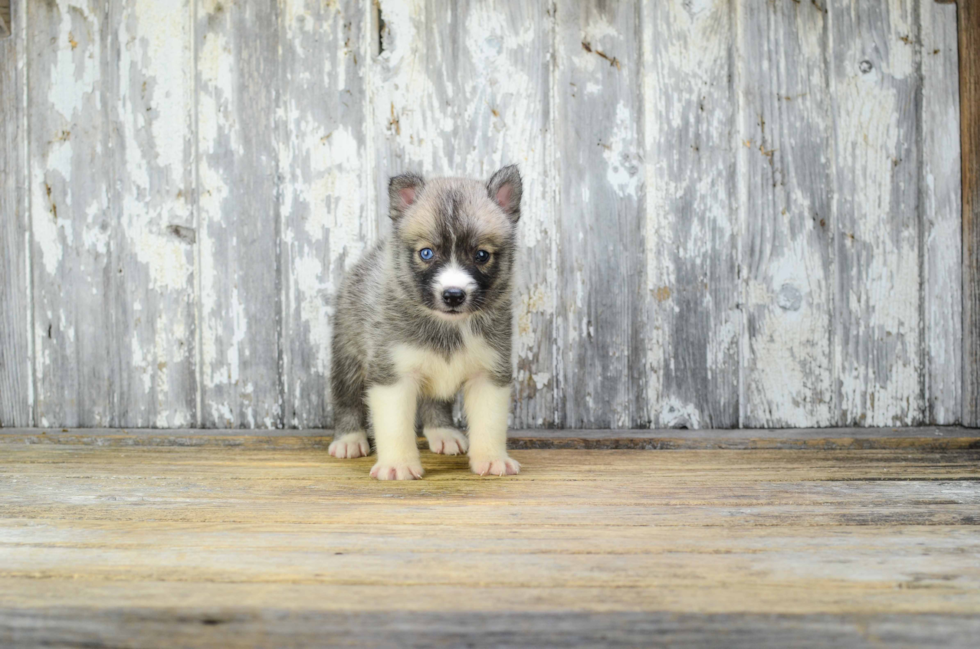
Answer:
[368,379,424,480]
[328,347,370,459]
[419,397,468,455]
[464,376,519,476]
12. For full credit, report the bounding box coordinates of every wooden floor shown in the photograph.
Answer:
[1,430,979,647]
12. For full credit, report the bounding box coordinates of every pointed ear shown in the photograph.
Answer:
[388,172,425,220]
[487,165,522,222]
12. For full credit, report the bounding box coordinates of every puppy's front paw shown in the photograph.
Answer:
[469,455,520,477]
[328,432,371,459]
[370,461,425,481]
[424,427,469,455]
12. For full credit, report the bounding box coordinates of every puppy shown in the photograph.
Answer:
[327,166,523,480]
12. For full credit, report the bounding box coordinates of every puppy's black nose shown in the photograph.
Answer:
[442,288,466,307]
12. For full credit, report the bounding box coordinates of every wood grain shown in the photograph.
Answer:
[921,0,963,424]
[107,0,197,427]
[737,0,835,427]
[15,0,200,429]
[196,0,282,428]
[28,0,116,427]
[829,0,923,426]
[642,0,739,428]
[0,0,31,427]
[371,0,556,427]
[2,610,978,649]
[0,440,979,645]
[279,0,369,428]
[959,0,980,426]
[554,0,643,428]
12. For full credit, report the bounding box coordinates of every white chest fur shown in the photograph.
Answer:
[391,328,500,399]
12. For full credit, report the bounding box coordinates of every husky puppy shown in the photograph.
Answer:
[327,166,523,480]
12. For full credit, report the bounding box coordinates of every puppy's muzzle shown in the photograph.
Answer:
[433,265,477,312]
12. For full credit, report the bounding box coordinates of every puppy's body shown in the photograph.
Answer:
[328,168,522,480]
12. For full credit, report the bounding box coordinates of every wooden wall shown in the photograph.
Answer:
[0,0,964,429]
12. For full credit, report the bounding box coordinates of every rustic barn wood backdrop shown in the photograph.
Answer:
[0,0,965,430]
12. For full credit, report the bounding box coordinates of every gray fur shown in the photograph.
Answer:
[416,398,456,433]
[330,167,522,439]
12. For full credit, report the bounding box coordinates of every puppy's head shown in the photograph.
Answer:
[388,166,522,321]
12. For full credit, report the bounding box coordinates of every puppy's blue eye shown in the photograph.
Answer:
[419,248,434,261]
[475,250,490,264]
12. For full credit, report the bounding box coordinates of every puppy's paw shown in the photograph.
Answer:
[469,455,521,477]
[424,427,469,455]
[328,432,371,459]
[370,460,425,481]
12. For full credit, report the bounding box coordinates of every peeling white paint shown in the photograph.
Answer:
[642,0,737,427]
[48,1,100,121]
[32,173,72,277]
[197,159,228,391]
[602,102,641,198]
[198,32,237,153]
[292,253,332,375]
[277,0,371,425]
[830,0,923,426]
[919,0,962,424]
[12,0,961,431]
[301,126,364,254]
[658,397,702,430]
[516,283,552,363]
[532,372,552,391]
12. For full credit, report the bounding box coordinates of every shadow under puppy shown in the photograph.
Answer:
[328,166,523,480]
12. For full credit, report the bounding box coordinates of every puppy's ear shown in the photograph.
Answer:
[388,173,425,220]
[487,165,522,222]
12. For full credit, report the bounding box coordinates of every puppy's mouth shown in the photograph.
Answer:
[432,307,470,321]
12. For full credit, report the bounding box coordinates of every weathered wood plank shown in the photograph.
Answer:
[27,0,199,428]
[921,0,962,424]
[0,443,979,649]
[0,0,32,427]
[3,521,980,582]
[554,0,643,428]
[959,0,980,426]
[279,0,369,428]
[107,0,197,427]
[1,426,978,451]
[5,0,970,432]
[196,0,281,428]
[371,0,555,427]
[3,609,979,649]
[828,0,922,426]
[508,425,980,450]
[28,0,115,427]
[737,0,835,427]
[642,0,739,428]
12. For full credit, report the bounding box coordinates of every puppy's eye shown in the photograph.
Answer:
[475,250,491,264]
[419,248,434,261]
